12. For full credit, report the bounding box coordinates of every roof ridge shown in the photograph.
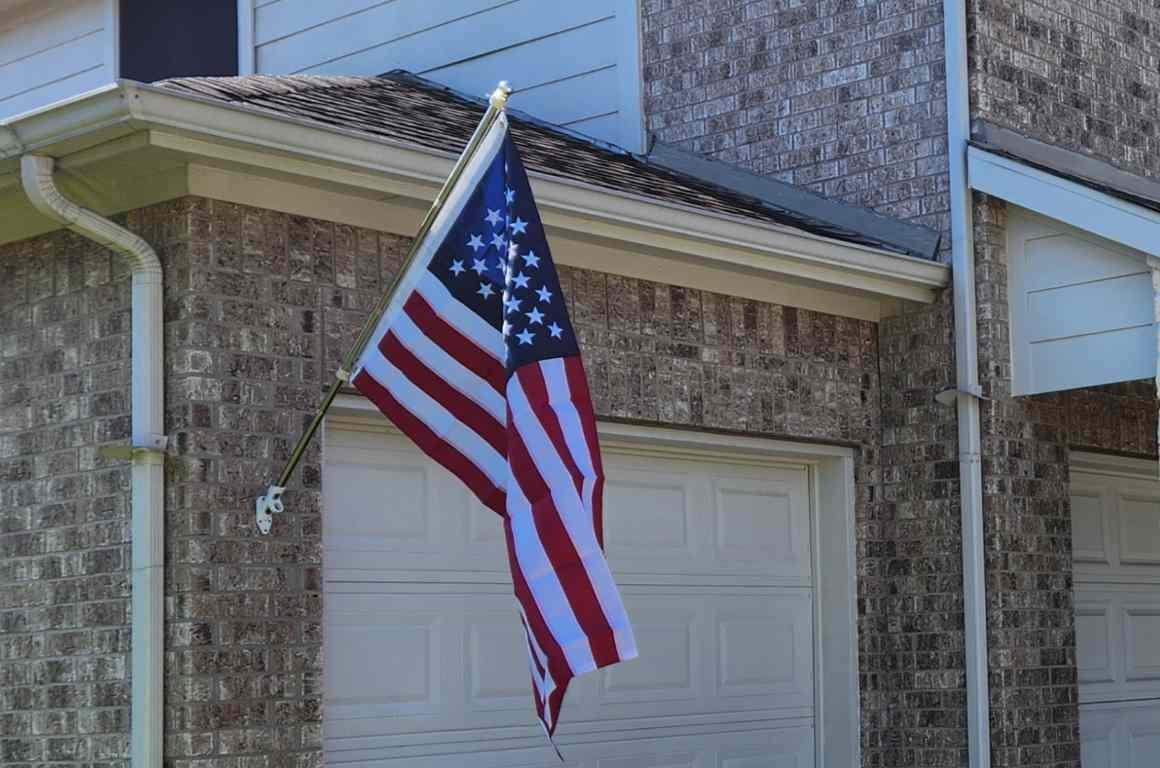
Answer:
[155,74,380,103]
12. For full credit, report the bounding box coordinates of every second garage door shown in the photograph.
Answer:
[1072,454,1160,768]
[322,416,819,767]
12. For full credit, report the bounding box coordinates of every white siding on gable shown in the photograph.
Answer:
[0,0,116,121]
[241,0,644,151]
[1007,207,1155,395]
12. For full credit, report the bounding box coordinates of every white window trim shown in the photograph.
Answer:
[103,0,119,78]
[328,393,862,766]
[237,0,255,75]
[616,0,645,153]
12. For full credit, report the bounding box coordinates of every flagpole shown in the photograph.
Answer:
[255,80,513,534]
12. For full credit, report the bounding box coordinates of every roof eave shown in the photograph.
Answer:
[0,80,949,303]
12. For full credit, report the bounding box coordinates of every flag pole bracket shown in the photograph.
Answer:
[255,484,285,535]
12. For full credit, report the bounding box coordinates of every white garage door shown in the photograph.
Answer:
[1072,454,1160,768]
[322,417,819,767]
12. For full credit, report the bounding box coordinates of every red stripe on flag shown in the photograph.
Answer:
[564,356,606,549]
[353,369,506,515]
[507,426,620,669]
[515,365,585,498]
[503,517,572,735]
[404,293,504,393]
[380,331,507,456]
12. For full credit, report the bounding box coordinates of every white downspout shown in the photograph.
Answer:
[20,155,164,768]
[943,1,991,767]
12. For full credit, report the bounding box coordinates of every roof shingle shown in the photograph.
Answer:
[156,71,938,259]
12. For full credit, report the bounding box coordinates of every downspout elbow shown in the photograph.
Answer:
[19,154,162,277]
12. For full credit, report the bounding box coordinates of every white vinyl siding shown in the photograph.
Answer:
[0,0,116,121]
[241,0,644,151]
[1007,207,1155,395]
[1071,455,1160,768]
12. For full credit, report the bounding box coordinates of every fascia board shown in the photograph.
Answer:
[968,146,1160,257]
[3,80,949,302]
[151,127,946,302]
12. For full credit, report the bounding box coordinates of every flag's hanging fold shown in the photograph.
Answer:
[349,111,638,738]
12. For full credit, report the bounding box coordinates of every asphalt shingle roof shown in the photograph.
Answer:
[156,71,937,258]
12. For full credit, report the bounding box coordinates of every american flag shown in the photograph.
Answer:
[350,112,637,739]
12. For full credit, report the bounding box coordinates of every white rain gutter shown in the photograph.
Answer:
[943,1,991,767]
[19,154,164,768]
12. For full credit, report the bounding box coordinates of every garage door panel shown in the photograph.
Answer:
[715,593,813,706]
[326,721,815,767]
[595,599,697,706]
[1080,708,1117,768]
[326,601,446,721]
[467,614,537,708]
[1075,598,1115,686]
[713,478,810,581]
[1119,496,1160,566]
[604,461,810,585]
[1072,486,1112,565]
[1125,606,1160,683]
[604,470,697,565]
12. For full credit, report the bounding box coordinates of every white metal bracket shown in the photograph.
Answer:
[255,484,285,535]
[934,385,988,407]
[98,433,169,460]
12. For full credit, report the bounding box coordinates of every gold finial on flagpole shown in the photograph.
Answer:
[490,81,512,109]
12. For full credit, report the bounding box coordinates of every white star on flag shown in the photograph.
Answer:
[490,232,507,250]
[516,328,534,345]
[526,306,545,324]
[510,217,528,234]
[536,285,552,303]
[505,186,516,204]
[471,258,487,275]
[485,208,503,225]
[523,250,540,268]
[466,234,485,251]
[547,321,564,338]
[477,282,495,298]
[450,259,465,275]
[513,272,531,288]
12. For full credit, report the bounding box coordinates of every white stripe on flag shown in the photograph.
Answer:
[506,476,598,675]
[391,310,506,423]
[359,354,507,487]
[415,272,505,362]
[508,374,638,661]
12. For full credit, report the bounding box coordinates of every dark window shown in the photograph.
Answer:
[120,0,237,82]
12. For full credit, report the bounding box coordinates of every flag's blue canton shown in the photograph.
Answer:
[428,134,578,375]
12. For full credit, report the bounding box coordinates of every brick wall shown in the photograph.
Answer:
[155,198,400,768]
[970,0,1160,179]
[972,195,1080,768]
[0,230,133,767]
[1,196,889,767]
[642,0,950,235]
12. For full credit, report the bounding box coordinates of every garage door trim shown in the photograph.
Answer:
[325,393,861,767]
